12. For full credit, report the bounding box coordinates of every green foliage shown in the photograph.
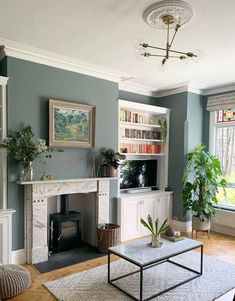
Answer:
[100,148,126,169]
[183,144,226,221]
[140,214,169,237]
[0,125,63,168]
[158,117,167,142]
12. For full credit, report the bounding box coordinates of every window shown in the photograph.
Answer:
[210,108,235,209]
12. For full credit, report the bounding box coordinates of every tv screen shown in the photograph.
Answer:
[120,160,157,190]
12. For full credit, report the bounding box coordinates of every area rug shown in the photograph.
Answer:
[44,251,235,301]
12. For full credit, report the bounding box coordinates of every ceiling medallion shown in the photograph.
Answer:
[143,0,193,29]
[136,0,203,70]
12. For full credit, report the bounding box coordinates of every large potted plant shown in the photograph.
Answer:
[183,144,226,231]
[100,148,126,177]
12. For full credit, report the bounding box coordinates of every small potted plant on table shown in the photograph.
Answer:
[141,215,169,248]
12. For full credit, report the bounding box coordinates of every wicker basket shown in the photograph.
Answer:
[97,224,120,253]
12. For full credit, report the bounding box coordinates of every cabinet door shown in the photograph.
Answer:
[154,196,164,226]
[161,194,172,222]
[154,194,172,226]
[123,199,140,241]
[140,197,155,236]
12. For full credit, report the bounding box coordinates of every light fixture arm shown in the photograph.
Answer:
[141,43,196,58]
[169,24,181,48]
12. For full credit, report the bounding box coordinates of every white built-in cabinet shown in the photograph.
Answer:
[118,191,172,241]
[0,76,15,264]
[117,100,172,242]
[0,76,8,210]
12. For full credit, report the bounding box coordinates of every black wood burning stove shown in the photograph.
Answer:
[49,194,81,253]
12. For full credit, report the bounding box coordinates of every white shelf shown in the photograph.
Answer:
[120,137,163,143]
[120,153,164,156]
[120,121,161,129]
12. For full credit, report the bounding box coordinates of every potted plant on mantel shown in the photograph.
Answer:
[100,148,126,177]
[183,144,226,232]
[0,125,63,181]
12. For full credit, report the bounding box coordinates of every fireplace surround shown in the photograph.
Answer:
[20,177,116,264]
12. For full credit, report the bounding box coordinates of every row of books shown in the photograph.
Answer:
[120,143,162,154]
[120,128,161,140]
[120,109,156,125]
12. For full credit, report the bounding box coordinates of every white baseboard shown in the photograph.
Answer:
[171,219,192,233]
[211,224,235,237]
[12,249,26,265]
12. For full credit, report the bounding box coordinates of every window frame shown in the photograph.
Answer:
[209,111,235,210]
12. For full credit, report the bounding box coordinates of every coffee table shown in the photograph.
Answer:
[108,237,203,301]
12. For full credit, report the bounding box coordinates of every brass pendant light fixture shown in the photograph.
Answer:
[136,0,203,69]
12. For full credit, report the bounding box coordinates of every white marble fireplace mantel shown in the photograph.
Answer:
[20,177,117,264]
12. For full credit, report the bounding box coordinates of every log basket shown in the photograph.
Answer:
[97,223,120,253]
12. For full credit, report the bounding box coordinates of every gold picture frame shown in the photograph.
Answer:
[49,99,96,148]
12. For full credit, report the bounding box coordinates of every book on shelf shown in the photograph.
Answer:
[120,108,157,125]
[120,143,162,154]
[121,128,161,140]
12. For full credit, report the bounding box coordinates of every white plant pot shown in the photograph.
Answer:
[192,216,210,231]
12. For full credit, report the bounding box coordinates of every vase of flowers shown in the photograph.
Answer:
[0,125,62,181]
[20,161,33,182]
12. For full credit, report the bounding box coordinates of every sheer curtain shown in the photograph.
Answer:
[216,126,235,176]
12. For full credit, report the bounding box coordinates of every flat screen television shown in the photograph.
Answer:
[120,159,157,190]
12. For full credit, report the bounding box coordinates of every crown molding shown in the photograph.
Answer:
[119,81,206,98]
[1,38,235,98]
[119,81,159,97]
[202,82,235,96]
[0,38,133,83]
[155,81,205,97]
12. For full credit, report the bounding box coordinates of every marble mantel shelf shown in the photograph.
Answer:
[19,177,118,185]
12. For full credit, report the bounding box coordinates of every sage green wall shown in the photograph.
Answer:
[156,92,188,221]
[0,57,7,76]
[156,92,204,221]
[119,90,158,105]
[186,92,204,152]
[6,57,120,250]
[4,57,160,251]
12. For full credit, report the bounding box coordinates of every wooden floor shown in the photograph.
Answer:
[11,232,235,301]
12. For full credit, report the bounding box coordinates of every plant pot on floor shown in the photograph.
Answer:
[192,216,210,231]
[106,166,117,177]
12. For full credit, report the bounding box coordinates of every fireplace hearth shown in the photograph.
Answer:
[49,194,81,253]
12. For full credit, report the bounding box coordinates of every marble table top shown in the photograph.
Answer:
[109,237,203,266]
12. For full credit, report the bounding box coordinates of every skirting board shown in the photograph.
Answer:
[211,223,235,237]
[170,219,192,233]
[12,249,26,265]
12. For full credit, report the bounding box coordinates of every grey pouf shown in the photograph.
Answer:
[0,264,31,300]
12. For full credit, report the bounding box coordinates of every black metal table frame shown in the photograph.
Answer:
[108,245,203,301]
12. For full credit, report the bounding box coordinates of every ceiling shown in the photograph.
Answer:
[0,0,235,91]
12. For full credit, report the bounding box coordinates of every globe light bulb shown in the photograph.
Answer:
[180,55,190,64]
[192,49,204,63]
[157,58,168,72]
[134,39,148,61]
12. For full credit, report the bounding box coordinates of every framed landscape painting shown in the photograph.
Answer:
[49,99,96,148]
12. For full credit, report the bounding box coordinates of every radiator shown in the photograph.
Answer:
[211,209,235,236]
